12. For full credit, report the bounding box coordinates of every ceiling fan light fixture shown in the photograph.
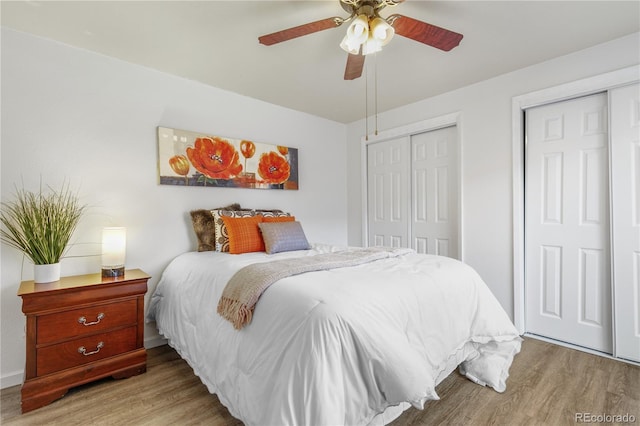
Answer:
[340,14,369,54]
[340,34,361,54]
[346,14,369,42]
[369,17,394,46]
[362,37,382,55]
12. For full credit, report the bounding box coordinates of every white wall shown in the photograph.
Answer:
[0,28,347,388]
[346,32,640,320]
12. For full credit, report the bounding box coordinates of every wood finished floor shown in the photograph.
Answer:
[1,337,638,425]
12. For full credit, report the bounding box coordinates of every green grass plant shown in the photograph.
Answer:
[1,183,86,265]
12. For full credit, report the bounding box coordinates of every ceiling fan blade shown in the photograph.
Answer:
[389,14,463,51]
[259,17,342,46]
[344,53,365,80]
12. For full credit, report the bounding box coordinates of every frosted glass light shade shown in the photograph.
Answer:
[362,38,382,55]
[347,15,369,43]
[340,14,369,54]
[340,15,394,56]
[340,34,361,54]
[102,227,126,277]
[369,17,394,46]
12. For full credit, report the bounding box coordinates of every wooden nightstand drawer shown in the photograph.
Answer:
[37,299,137,345]
[37,326,138,376]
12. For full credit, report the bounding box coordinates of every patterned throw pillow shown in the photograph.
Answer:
[257,210,291,218]
[212,209,255,252]
[222,215,265,254]
[262,215,295,223]
[258,221,311,254]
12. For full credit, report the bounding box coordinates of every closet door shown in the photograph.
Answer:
[367,137,410,247]
[410,126,459,257]
[525,93,613,354]
[611,83,640,362]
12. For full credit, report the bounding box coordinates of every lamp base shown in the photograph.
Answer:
[102,267,125,278]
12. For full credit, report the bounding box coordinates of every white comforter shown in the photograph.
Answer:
[148,244,521,426]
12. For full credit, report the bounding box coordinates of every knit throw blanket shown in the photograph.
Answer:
[217,247,413,329]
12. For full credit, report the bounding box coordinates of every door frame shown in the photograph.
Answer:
[361,111,463,259]
[511,64,640,335]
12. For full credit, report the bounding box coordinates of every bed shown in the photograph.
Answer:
[147,209,521,425]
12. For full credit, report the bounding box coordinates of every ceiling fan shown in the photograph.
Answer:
[258,0,463,81]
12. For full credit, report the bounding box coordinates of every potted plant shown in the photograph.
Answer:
[0,182,86,283]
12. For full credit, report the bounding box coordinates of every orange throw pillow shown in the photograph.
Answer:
[262,215,295,223]
[222,216,265,254]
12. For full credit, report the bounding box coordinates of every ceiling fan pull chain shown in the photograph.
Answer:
[365,58,369,141]
[374,52,378,136]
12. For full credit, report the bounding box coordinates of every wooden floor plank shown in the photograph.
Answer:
[1,338,638,425]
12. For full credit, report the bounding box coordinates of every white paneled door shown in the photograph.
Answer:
[411,127,458,257]
[367,137,410,248]
[367,127,459,258]
[525,93,613,353]
[611,84,640,362]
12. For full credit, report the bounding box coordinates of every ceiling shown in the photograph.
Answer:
[2,1,639,123]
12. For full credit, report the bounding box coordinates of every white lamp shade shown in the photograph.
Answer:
[340,34,361,54]
[340,14,370,54]
[102,227,126,269]
[347,15,369,43]
[341,15,394,56]
[362,37,382,55]
[369,17,395,46]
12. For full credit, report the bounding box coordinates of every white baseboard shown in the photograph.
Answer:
[1,371,23,390]
[144,335,167,349]
[1,336,168,390]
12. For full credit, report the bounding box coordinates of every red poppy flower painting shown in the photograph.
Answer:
[186,137,243,180]
[258,151,291,184]
[157,127,298,190]
[168,154,190,176]
[277,146,288,156]
[240,140,256,159]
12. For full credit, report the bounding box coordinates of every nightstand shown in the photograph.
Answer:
[17,269,150,413]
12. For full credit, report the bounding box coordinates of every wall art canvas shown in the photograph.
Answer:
[157,127,298,190]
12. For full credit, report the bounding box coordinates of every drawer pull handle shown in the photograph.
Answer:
[78,313,105,326]
[78,341,104,356]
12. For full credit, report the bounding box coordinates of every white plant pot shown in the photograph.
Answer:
[34,263,61,283]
